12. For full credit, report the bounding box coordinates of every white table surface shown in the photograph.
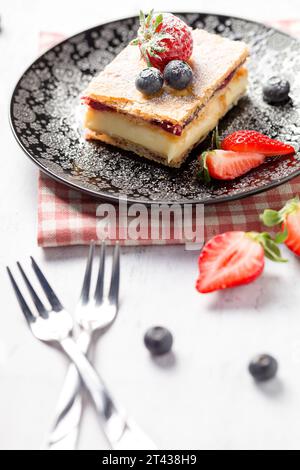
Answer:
[1,0,300,450]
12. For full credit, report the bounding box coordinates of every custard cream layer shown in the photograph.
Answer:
[84,67,248,164]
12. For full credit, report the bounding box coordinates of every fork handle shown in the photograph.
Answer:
[60,336,156,450]
[43,330,91,450]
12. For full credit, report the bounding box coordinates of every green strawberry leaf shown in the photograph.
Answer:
[145,55,152,67]
[155,32,173,41]
[274,225,289,244]
[152,44,166,53]
[210,131,215,150]
[259,209,283,227]
[263,238,287,263]
[154,13,163,31]
[215,126,221,149]
[145,9,154,28]
[247,232,288,263]
[139,10,145,26]
[148,48,161,59]
[197,152,211,183]
[210,126,221,150]
[260,196,300,227]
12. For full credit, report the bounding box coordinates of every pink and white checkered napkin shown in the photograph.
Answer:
[37,22,300,247]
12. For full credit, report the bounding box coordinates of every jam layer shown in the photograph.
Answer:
[82,64,245,137]
[83,67,248,164]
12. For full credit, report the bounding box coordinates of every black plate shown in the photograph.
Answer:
[10,13,300,205]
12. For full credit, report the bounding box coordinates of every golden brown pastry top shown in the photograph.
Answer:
[83,29,249,125]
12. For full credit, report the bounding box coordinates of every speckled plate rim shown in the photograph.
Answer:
[9,12,300,206]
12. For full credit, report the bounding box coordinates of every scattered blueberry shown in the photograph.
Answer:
[164,60,193,90]
[135,67,163,95]
[249,354,278,382]
[144,326,173,356]
[263,76,290,104]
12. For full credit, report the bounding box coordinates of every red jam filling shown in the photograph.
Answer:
[218,70,236,91]
[82,97,114,112]
[150,120,183,136]
[82,67,239,138]
[82,96,183,136]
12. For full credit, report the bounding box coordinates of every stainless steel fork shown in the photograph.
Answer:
[7,254,156,450]
[45,243,120,450]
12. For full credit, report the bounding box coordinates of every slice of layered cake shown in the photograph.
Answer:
[82,13,249,167]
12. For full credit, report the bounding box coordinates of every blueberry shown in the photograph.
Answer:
[263,76,290,104]
[249,354,278,382]
[164,60,193,90]
[135,68,163,95]
[144,326,173,356]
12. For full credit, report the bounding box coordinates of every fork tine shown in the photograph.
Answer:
[7,267,35,324]
[17,262,48,319]
[80,243,95,303]
[31,257,63,312]
[108,243,120,306]
[94,241,106,305]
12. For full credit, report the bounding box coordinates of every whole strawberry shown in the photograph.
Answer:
[131,10,193,71]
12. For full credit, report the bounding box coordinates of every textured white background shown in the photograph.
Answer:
[1,0,300,450]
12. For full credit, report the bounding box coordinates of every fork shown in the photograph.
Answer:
[44,243,120,450]
[7,254,156,450]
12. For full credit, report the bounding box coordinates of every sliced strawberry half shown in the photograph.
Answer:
[198,150,265,182]
[196,231,286,294]
[221,130,295,156]
[260,197,300,256]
